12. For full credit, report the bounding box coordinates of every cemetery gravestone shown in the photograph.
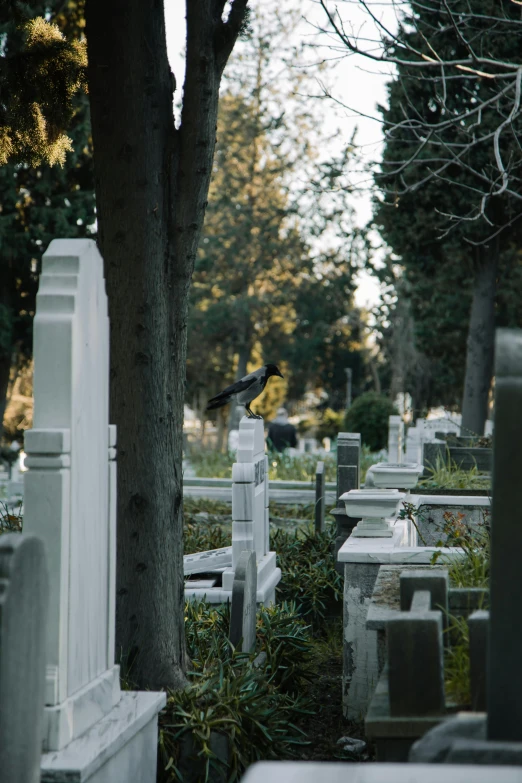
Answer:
[184,416,280,604]
[387,415,404,463]
[222,417,280,604]
[23,239,165,783]
[315,460,325,533]
[0,534,48,783]
[331,432,361,572]
[229,550,258,653]
[408,328,522,764]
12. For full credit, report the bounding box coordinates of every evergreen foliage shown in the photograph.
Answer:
[344,391,397,451]
[0,3,87,166]
[0,0,95,436]
[372,0,522,412]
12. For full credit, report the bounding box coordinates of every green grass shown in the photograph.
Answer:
[187,446,337,483]
[186,442,381,485]
[183,497,335,532]
[417,452,490,491]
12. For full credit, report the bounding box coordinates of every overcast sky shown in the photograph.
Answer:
[164,0,397,307]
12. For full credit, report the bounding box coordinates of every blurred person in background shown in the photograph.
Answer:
[267,407,298,453]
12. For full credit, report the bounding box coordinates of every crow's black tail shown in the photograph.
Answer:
[206,396,230,411]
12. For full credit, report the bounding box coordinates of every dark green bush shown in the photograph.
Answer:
[173,515,344,781]
[273,523,342,632]
[344,392,398,452]
[160,600,313,783]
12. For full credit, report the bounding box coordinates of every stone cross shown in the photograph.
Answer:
[23,239,165,782]
[229,550,258,653]
[0,534,48,783]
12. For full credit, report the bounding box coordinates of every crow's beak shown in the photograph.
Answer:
[277,370,284,378]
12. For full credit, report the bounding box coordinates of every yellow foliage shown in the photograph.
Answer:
[0,17,87,167]
[246,345,289,420]
[26,17,64,46]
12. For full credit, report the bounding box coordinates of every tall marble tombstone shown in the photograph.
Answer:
[230,418,268,567]
[222,417,280,604]
[23,239,165,783]
[0,534,48,783]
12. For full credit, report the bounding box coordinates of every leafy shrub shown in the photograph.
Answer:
[184,517,342,634]
[315,408,345,442]
[159,600,313,783]
[184,518,230,555]
[344,392,398,452]
[273,522,342,631]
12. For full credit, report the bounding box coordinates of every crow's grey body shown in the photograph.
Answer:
[206,364,283,419]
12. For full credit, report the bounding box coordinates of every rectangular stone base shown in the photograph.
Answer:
[185,551,281,604]
[352,527,393,538]
[41,691,166,783]
[351,519,393,538]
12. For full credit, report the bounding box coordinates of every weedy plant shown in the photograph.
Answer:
[401,505,490,709]
[444,613,471,707]
[418,452,490,491]
[397,501,490,589]
[272,522,342,633]
[174,513,344,781]
[0,500,22,534]
[159,600,314,783]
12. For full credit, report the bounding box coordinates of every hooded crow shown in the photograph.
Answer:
[206,364,284,419]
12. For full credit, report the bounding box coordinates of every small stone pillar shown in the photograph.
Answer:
[331,432,361,572]
[315,461,325,533]
[387,415,404,463]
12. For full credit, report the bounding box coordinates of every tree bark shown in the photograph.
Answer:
[460,243,498,437]
[0,350,11,437]
[86,0,248,690]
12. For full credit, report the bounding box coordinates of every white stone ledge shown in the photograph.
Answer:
[41,690,166,782]
[241,761,522,783]
[338,491,489,565]
[44,666,121,752]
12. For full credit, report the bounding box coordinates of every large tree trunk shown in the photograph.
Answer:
[86,0,248,690]
[460,244,498,437]
[0,351,11,437]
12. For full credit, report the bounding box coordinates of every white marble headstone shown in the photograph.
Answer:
[23,239,119,751]
[231,417,269,567]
